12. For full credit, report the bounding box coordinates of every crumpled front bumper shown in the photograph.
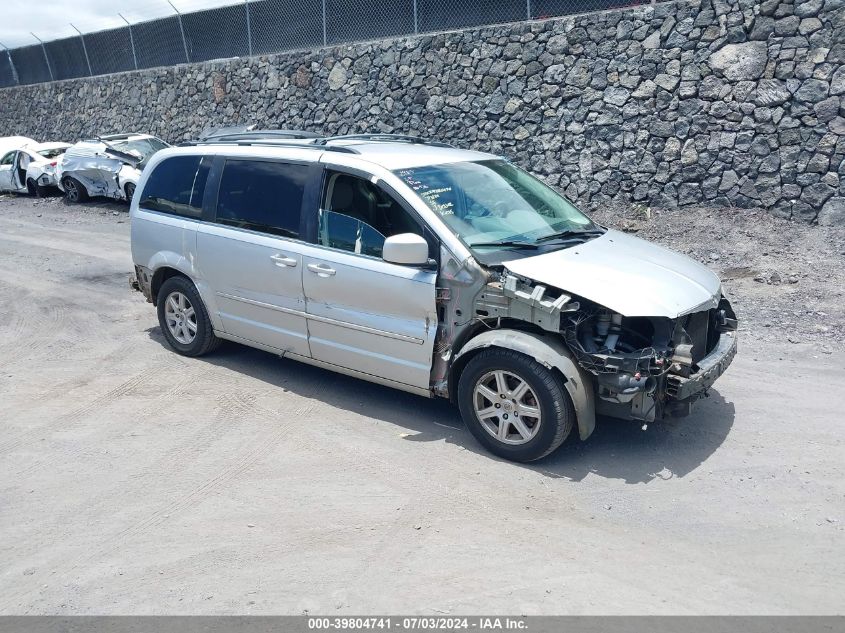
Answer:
[666,330,738,402]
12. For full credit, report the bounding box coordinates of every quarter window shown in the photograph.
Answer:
[216,160,308,238]
[0,152,15,166]
[139,155,211,218]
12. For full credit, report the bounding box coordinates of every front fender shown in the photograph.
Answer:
[453,329,596,440]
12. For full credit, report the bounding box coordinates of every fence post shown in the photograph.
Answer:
[413,0,419,34]
[321,0,327,46]
[31,32,54,82]
[0,41,20,85]
[245,0,253,56]
[526,0,532,19]
[71,24,93,76]
[167,0,191,63]
[119,13,139,71]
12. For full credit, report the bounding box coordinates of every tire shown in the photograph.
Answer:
[62,176,88,203]
[124,183,136,205]
[28,178,50,198]
[457,348,574,462]
[156,276,221,357]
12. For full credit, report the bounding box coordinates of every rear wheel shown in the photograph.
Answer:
[156,276,221,357]
[62,176,88,203]
[457,348,574,462]
[27,178,49,197]
[124,182,136,205]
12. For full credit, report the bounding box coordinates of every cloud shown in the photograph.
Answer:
[0,0,242,48]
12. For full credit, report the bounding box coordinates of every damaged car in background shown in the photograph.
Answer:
[130,135,737,462]
[0,140,71,196]
[58,133,169,204]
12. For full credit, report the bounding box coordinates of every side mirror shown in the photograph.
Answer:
[383,233,430,266]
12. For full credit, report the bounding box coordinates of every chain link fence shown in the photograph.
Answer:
[0,0,658,89]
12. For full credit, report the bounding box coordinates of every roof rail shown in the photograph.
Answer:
[199,129,321,142]
[313,133,454,148]
[99,133,144,140]
[178,138,359,154]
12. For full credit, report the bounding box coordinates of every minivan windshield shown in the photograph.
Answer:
[395,160,600,251]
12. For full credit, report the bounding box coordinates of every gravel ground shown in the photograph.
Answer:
[0,193,843,615]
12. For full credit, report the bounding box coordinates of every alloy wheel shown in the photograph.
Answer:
[473,370,542,445]
[164,291,197,345]
[65,180,79,202]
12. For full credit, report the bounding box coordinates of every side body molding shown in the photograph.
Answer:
[452,329,597,440]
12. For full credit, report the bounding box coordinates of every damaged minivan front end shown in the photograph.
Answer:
[498,228,738,427]
[558,289,737,424]
[443,228,738,437]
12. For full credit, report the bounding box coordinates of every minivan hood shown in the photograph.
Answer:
[502,229,721,318]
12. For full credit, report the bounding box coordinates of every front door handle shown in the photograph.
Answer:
[270,253,298,267]
[307,263,337,277]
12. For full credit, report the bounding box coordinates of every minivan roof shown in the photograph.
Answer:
[180,137,497,170]
[325,140,495,170]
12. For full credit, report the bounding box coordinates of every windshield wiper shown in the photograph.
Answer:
[534,228,605,243]
[467,240,540,249]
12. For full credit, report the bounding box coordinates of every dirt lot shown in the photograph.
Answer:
[0,194,843,615]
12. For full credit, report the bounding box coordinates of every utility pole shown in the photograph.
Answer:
[167,0,191,64]
[0,41,20,85]
[321,0,327,46]
[245,0,253,56]
[119,13,139,71]
[31,32,54,82]
[71,23,93,76]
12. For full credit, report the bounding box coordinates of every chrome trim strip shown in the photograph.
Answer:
[216,292,424,345]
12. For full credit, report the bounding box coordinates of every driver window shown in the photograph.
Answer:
[319,172,422,258]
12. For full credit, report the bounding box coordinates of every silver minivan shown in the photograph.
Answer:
[130,134,737,462]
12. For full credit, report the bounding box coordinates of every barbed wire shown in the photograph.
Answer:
[0,0,659,88]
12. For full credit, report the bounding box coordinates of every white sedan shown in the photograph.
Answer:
[57,134,169,204]
[0,141,71,196]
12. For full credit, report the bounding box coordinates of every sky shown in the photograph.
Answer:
[0,0,242,48]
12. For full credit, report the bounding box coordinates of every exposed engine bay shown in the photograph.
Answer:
[560,292,737,422]
[434,247,738,430]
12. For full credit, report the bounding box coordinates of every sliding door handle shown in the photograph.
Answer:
[270,254,298,267]
[307,263,337,277]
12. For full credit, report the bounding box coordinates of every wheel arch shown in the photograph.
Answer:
[151,267,187,306]
[450,329,596,441]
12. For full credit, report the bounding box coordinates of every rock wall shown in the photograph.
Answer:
[1,0,844,223]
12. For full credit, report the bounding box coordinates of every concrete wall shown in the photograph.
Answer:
[1,0,844,223]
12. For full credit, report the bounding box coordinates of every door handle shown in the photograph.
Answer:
[307,263,337,277]
[270,253,298,267]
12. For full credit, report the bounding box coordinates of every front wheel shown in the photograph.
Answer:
[457,348,574,462]
[124,182,136,205]
[156,276,221,357]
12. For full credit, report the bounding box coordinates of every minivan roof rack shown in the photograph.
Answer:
[199,129,321,142]
[179,138,360,154]
[99,133,145,140]
[313,134,454,148]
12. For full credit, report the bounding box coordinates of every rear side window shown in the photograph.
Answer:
[139,155,210,218]
[215,160,308,238]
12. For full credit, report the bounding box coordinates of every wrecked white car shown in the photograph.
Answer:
[57,133,169,204]
[0,141,70,196]
[130,135,737,462]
